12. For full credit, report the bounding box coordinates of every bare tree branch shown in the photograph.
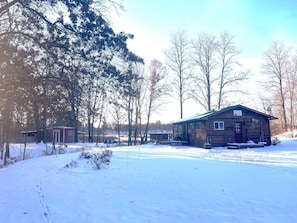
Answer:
[165,30,191,119]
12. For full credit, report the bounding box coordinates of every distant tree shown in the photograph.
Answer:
[132,64,145,145]
[0,43,31,164]
[216,32,248,109]
[258,92,272,114]
[85,77,104,143]
[143,59,170,143]
[165,30,191,119]
[126,66,136,146]
[108,61,143,146]
[285,52,297,132]
[191,33,217,111]
[119,62,143,145]
[0,0,142,148]
[190,32,248,111]
[110,101,126,144]
[261,40,291,131]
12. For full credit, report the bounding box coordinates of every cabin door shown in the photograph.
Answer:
[53,130,61,143]
[234,122,243,143]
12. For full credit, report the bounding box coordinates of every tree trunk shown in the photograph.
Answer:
[207,78,211,111]
[127,95,133,146]
[133,108,138,145]
[4,143,10,166]
[279,81,288,131]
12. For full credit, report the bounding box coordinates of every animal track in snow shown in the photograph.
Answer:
[36,179,52,223]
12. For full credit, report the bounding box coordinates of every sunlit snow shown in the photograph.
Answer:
[1,137,297,223]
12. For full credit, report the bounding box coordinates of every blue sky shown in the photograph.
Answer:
[113,0,297,59]
[112,0,297,122]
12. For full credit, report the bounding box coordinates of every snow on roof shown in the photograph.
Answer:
[172,111,214,124]
[172,104,278,124]
[148,130,173,134]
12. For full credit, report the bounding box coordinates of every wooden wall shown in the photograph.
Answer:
[206,108,271,147]
[173,107,272,148]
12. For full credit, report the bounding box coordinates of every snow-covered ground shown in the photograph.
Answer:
[1,137,297,223]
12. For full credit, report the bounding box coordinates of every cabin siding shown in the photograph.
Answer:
[46,127,75,143]
[187,121,207,146]
[206,109,272,147]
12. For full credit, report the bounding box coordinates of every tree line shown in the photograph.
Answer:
[0,1,295,165]
[0,0,171,164]
[165,31,297,134]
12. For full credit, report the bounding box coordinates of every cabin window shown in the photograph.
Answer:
[196,122,202,130]
[233,110,242,116]
[214,121,224,130]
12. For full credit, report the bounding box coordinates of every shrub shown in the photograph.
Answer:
[58,144,67,154]
[64,160,79,168]
[79,151,93,159]
[80,149,113,169]
[91,150,113,169]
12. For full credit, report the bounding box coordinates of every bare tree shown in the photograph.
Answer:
[217,32,248,109]
[262,40,291,131]
[190,32,248,112]
[110,101,125,144]
[133,64,145,145]
[286,52,297,132]
[191,33,217,111]
[85,79,108,143]
[143,59,170,143]
[165,30,191,119]
[119,63,141,146]
[258,91,272,113]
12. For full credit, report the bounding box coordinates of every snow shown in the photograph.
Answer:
[1,138,297,223]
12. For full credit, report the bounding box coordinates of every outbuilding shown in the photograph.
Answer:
[172,104,277,148]
[149,130,173,142]
[46,126,75,144]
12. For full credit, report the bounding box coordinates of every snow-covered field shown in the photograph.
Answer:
[1,137,297,223]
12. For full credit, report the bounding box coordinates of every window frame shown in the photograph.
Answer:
[214,121,225,130]
[233,110,242,116]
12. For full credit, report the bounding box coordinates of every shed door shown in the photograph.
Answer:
[234,122,243,143]
[53,130,61,143]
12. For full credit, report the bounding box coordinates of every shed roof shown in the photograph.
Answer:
[148,130,173,135]
[172,104,278,124]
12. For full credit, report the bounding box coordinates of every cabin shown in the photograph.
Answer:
[172,104,277,148]
[46,126,75,144]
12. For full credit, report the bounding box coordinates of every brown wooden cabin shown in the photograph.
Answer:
[172,105,277,148]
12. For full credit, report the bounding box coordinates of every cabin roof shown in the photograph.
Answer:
[172,104,278,124]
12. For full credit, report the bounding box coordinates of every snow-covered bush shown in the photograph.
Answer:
[22,149,34,160]
[6,156,21,164]
[58,144,67,154]
[64,160,79,168]
[272,137,280,145]
[90,150,113,169]
[79,151,93,159]
[79,150,113,169]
